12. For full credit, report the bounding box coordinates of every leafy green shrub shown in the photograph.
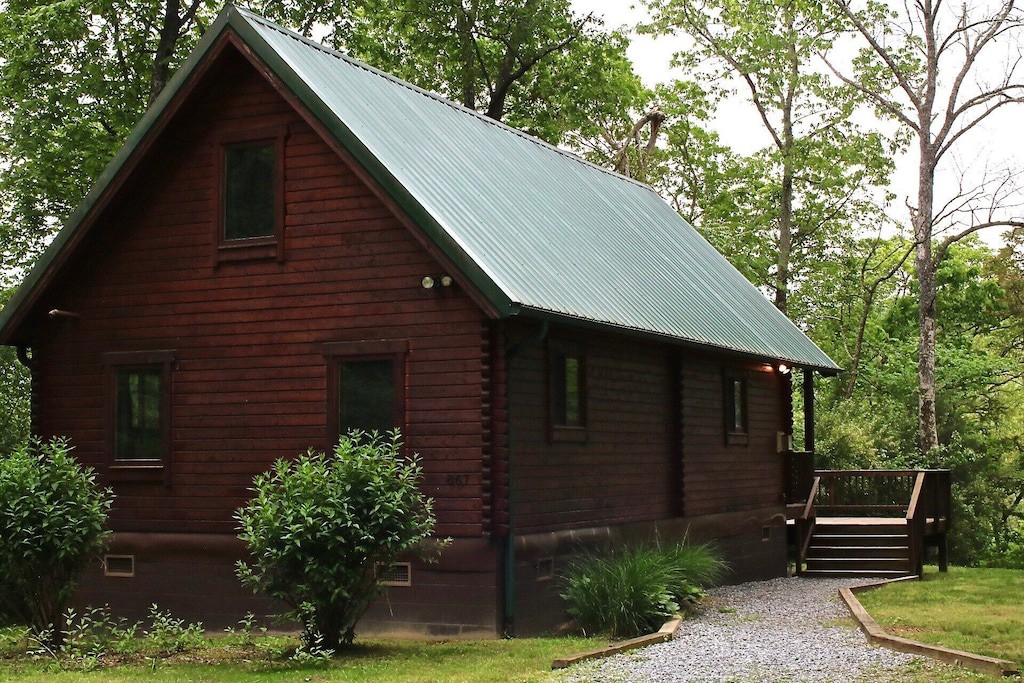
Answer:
[561,539,725,639]
[0,438,112,644]
[235,431,438,652]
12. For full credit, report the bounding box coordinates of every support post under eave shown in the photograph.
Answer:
[803,369,815,454]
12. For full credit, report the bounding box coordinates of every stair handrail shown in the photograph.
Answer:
[906,471,926,577]
[797,475,820,575]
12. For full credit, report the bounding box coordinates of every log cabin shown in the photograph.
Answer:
[0,6,841,637]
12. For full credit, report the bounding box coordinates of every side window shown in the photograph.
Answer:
[337,358,397,436]
[724,371,748,445]
[325,341,407,444]
[105,350,173,480]
[214,126,285,261]
[115,367,164,460]
[549,342,586,441]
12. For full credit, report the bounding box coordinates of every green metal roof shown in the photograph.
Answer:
[0,5,839,372]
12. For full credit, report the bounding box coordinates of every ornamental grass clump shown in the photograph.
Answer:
[561,539,725,639]
[235,431,437,653]
[0,438,112,646]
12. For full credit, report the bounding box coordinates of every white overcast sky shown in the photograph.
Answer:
[569,0,1022,248]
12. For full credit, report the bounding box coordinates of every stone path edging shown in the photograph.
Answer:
[551,616,683,670]
[839,577,1020,678]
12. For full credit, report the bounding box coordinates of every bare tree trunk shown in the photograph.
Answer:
[915,7,940,454]
[457,7,476,109]
[774,13,798,315]
[149,0,183,105]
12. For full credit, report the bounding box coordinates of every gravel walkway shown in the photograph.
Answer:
[557,576,924,683]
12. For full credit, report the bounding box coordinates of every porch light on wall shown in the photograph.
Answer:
[777,363,791,375]
[421,275,454,289]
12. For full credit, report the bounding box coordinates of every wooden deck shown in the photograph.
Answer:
[784,464,952,578]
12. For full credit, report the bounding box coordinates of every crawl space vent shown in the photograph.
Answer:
[104,555,135,577]
[376,562,412,587]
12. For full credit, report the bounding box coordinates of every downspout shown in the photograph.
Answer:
[502,319,548,637]
[15,345,38,437]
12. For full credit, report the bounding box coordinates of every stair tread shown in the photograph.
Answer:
[809,546,910,551]
[801,569,911,577]
[806,557,910,563]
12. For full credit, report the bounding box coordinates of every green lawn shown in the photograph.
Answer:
[857,566,1024,672]
[0,634,594,682]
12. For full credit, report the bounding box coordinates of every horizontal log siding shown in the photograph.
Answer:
[682,358,784,515]
[507,325,676,534]
[32,48,487,538]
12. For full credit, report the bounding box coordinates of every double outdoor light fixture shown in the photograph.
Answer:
[421,275,453,289]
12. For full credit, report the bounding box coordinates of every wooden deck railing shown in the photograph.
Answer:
[793,468,951,575]
[813,469,951,522]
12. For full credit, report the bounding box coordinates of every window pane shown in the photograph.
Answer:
[564,355,582,426]
[116,367,163,460]
[731,379,745,433]
[552,352,583,427]
[224,143,275,240]
[339,359,396,437]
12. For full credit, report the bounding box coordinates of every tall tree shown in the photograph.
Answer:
[644,0,895,315]
[825,0,1024,453]
[259,0,645,145]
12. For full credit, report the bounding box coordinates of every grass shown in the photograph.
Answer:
[0,631,595,682]
[857,566,1024,673]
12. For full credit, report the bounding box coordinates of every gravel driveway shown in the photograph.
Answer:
[557,576,926,683]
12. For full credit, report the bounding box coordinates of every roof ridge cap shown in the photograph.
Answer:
[235,7,659,194]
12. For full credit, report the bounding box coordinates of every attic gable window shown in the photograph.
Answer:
[224,143,275,240]
[214,126,286,262]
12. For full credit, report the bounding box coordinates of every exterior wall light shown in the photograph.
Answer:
[777,363,791,375]
[422,275,453,289]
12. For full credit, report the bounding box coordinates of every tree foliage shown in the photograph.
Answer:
[0,0,218,285]
[235,433,438,652]
[643,0,898,315]
[257,0,645,145]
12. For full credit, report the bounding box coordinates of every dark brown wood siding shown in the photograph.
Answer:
[682,357,785,516]
[506,324,678,534]
[30,46,488,540]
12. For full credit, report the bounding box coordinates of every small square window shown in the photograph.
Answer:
[224,143,275,240]
[324,340,408,446]
[338,358,397,436]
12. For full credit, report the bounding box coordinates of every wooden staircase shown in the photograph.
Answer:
[786,464,953,579]
[802,518,913,578]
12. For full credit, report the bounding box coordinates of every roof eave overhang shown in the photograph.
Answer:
[513,306,843,374]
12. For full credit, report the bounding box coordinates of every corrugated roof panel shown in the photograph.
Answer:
[0,6,837,371]
[242,10,837,369]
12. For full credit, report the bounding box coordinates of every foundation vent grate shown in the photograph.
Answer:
[104,554,135,577]
[376,561,412,586]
